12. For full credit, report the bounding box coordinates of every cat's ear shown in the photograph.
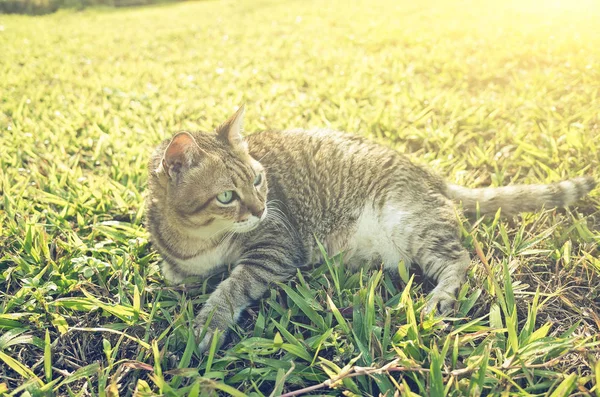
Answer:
[161,132,200,179]
[217,104,247,151]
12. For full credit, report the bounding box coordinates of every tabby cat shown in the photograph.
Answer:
[146,105,595,351]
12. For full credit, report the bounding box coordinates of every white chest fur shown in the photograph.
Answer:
[162,241,242,284]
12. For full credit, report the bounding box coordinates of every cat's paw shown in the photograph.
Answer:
[193,310,229,353]
[161,260,187,285]
[424,289,456,315]
[195,327,227,353]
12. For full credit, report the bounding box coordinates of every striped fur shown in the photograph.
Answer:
[146,106,596,351]
[446,177,596,215]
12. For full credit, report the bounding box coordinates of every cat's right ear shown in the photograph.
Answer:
[160,132,199,179]
[217,104,247,151]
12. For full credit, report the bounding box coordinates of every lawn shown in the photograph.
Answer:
[1,0,600,394]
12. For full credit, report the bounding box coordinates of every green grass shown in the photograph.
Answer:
[1,0,600,395]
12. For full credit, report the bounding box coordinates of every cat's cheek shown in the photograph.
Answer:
[208,218,235,232]
[186,217,235,238]
[188,214,216,228]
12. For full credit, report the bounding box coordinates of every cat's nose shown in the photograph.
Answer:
[253,207,265,218]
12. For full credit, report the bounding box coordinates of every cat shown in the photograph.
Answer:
[146,105,596,352]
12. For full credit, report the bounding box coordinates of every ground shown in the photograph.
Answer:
[1,0,600,395]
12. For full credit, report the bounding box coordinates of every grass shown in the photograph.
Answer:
[1,0,600,394]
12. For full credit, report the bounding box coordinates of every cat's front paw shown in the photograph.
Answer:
[424,287,458,315]
[161,260,187,285]
[193,310,229,353]
[195,326,227,353]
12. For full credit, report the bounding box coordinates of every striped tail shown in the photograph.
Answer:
[445,176,596,215]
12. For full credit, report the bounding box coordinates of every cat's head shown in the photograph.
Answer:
[155,105,268,239]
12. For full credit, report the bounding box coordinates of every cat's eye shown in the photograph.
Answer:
[253,173,263,186]
[216,190,235,204]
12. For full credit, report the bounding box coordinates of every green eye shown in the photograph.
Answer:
[216,190,235,204]
[253,173,262,186]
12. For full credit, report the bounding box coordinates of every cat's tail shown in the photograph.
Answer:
[445,176,596,215]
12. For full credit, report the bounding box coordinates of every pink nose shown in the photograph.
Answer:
[254,207,265,218]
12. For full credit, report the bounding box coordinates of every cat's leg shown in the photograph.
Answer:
[193,239,305,352]
[422,248,470,314]
[384,197,470,313]
[411,205,470,313]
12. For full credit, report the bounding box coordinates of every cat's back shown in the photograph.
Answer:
[246,128,439,188]
[247,128,397,171]
[247,128,385,194]
[245,128,444,242]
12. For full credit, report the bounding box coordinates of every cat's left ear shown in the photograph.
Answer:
[160,132,200,180]
[217,104,247,151]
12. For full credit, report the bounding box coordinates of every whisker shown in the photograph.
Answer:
[206,224,234,242]
[217,231,236,246]
[265,201,298,239]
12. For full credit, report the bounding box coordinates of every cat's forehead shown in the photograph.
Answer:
[174,131,261,185]
[191,132,254,161]
[183,154,254,187]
